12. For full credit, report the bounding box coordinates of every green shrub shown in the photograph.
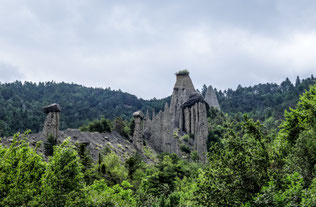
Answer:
[80,117,113,133]
[175,69,190,76]
[44,134,57,156]
[190,151,199,161]
[180,144,191,154]
[181,134,190,142]
[173,130,179,139]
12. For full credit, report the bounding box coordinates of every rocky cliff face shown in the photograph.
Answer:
[205,85,220,110]
[135,73,209,161]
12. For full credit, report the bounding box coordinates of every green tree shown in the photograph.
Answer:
[39,138,85,206]
[0,132,45,207]
[68,179,136,207]
[99,152,128,186]
[201,84,207,98]
[253,172,305,206]
[137,154,190,206]
[196,115,269,206]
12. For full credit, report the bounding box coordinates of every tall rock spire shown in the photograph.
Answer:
[170,71,196,128]
[132,70,209,162]
[132,111,144,151]
[205,85,220,110]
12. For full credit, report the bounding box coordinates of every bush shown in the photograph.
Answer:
[180,144,191,154]
[175,69,190,76]
[190,151,200,162]
[80,117,113,133]
[44,134,57,156]
[181,134,190,142]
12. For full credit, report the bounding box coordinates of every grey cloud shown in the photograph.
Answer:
[0,63,24,82]
[0,0,315,99]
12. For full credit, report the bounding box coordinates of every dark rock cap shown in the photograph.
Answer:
[43,103,61,114]
[181,92,208,109]
[133,111,144,119]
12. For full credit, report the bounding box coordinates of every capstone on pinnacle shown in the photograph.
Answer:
[43,103,61,114]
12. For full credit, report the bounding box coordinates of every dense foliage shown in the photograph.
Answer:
[216,75,315,124]
[0,81,170,136]
[1,83,315,206]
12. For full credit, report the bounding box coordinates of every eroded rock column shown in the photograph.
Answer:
[181,93,209,162]
[133,111,144,151]
[43,103,61,140]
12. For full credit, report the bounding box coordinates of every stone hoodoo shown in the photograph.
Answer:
[205,85,220,110]
[132,111,144,151]
[133,71,209,161]
[180,92,208,160]
[43,103,61,139]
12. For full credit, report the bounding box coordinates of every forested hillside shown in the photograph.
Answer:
[215,75,315,124]
[0,81,170,137]
[0,75,315,137]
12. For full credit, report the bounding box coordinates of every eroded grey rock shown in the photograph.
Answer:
[205,85,220,110]
[139,73,209,161]
[43,111,60,139]
[133,111,144,151]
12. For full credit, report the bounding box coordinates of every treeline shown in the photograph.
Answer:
[0,75,314,137]
[215,75,315,123]
[0,81,170,137]
[1,83,315,206]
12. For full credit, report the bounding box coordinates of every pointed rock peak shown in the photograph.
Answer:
[152,110,156,119]
[146,110,150,119]
[205,85,220,110]
[173,70,195,91]
[164,102,169,110]
[208,85,213,91]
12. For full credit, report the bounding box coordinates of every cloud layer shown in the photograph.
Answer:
[0,0,315,99]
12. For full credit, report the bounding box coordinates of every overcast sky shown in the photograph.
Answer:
[0,0,315,99]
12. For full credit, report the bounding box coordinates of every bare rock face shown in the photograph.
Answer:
[137,72,209,161]
[170,74,196,129]
[180,97,208,161]
[132,111,144,151]
[205,85,220,110]
[43,104,60,139]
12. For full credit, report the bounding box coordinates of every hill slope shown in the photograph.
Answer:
[0,81,170,136]
[215,75,315,123]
